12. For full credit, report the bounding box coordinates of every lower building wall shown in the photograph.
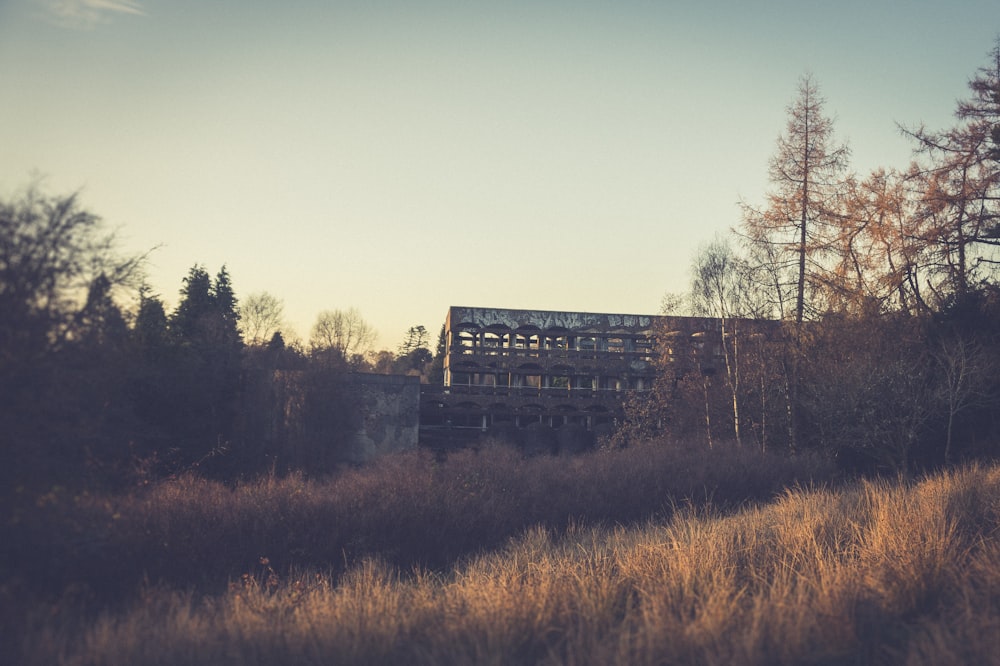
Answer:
[342,373,420,463]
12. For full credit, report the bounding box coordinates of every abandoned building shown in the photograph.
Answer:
[419,306,736,445]
[343,373,421,462]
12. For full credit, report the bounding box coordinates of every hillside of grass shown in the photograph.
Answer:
[10,444,1000,664]
[2,441,832,599]
[3,440,831,662]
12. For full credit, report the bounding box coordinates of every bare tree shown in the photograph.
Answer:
[741,73,851,325]
[931,333,995,464]
[904,38,1000,300]
[690,238,744,446]
[738,75,850,453]
[832,168,930,315]
[659,291,689,316]
[1,183,142,358]
[241,291,285,346]
[309,307,377,362]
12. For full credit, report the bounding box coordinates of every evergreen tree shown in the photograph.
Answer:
[133,286,169,354]
[426,324,447,384]
[171,265,213,343]
[395,325,433,374]
[398,325,430,356]
[147,264,245,474]
[74,273,128,346]
[267,330,285,352]
[211,265,241,347]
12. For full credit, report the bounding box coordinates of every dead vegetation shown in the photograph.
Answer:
[7,444,1000,664]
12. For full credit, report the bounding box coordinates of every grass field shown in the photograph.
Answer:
[7,442,1000,664]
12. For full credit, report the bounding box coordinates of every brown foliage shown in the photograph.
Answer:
[13,461,1000,665]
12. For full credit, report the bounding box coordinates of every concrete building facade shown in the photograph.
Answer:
[420,306,734,441]
[343,373,421,462]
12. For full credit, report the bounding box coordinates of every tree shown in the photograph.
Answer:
[0,183,143,493]
[398,325,430,356]
[832,168,930,314]
[930,332,995,464]
[170,264,242,347]
[74,272,129,346]
[147,265,245,473]
[904,38,1000,300]
[267,331,286,351]
[741,74,851,325]
[0,184,140,361]
[612,317,687,448]
[241,291,285,346]
[370,349,398,374]
[395,325,433,375]
[690,238,744,446]
[741,232,791,320]
[738,75,850,453]
[170,265,213,342]
[426,324,447,385]
[285,364,362,473]
[310,307,376,363]
[133,285,170,352]
[127,287,174,468]
[796,314,934,474]
[211,265,240,347]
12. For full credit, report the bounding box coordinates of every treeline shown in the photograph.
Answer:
[620,41,1000,473]
[4,40,1000,498]
[0,196,442,498]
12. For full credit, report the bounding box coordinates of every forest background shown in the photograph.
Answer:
[4,40,1000,490]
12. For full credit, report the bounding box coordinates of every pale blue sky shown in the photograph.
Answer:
[1,1,998,348]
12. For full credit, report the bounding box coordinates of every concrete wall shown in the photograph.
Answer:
[447,306,655,332]
[425,306,779,444]
[343,373,420,463]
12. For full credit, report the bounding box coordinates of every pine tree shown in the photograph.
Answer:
[152,265,245,473]
[134,286,169,354]
[171,265,212,343]
[211,265,241,347]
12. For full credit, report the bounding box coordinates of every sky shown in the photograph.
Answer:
[1,1,998,349]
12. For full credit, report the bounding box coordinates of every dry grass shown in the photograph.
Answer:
[13,461,1000,665]
[2,440,831,601]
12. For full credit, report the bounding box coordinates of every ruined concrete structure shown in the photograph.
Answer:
[342,373,420,461]
[420,306,733,440]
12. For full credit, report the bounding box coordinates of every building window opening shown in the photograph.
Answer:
[457,329,477,352]
[545,332,570,350]
[549,375,571,390]
[482,331,502,353]
[515,333,540,351]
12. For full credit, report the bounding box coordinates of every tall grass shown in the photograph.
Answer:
[16,462,1000,665]
[2,440,831,602]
